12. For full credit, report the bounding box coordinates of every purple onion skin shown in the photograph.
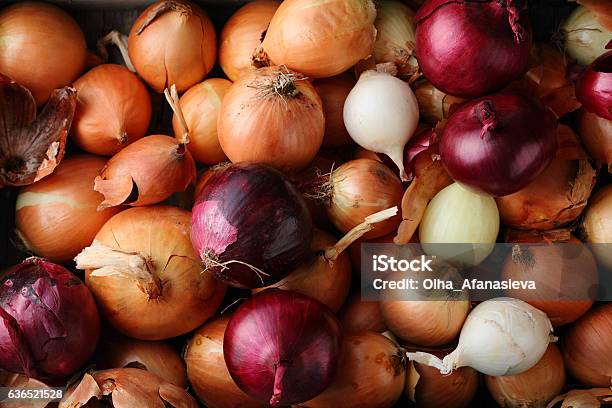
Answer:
[576,51,612,120]
[440,93,557,197]
[0,258,100,380]
[224,290,342,406]
[191,163,313,289]
[415,0,532,98]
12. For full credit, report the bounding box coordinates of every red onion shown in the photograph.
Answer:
[191,163,312,288]
[224,290,342,406]
[440,93,557,196]
[0,258,100,379]
[576,51,612,120]
[415,0,532,97]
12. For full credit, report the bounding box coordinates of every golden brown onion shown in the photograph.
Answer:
[413,80,465,125]
[582,185,612,270]
[338,294,386,333]
[314,73,356,148]
[578,108,612,172]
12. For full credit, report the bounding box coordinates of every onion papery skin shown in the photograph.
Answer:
[79,206,226,340]
[576,51,612,120]
[578,109,612,171]
[339,294,386,333]
[72,64,152,156]
[562,304,612,387]
[218,66,324,171]
[440,93,557,196]
[0,2,86,105]
[314,74,356,148]
[0,258,100,379]
[185,316,266,408]
[561,6,611,66]
[224,290,342,406]
[414,80,465,124]
[485,344,565,408]
[415,0,532,98]
[253,229,351,312]
[219,0,280,82]
[582,185,612,270]
[304,331,406,408]
[173,78,231,165]
[128,0,217,93]
[326,159,403,239]
[259,0,377,78]
[191,163,313,289]
[15,155,121,263]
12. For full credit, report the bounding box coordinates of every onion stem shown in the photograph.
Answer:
[135,0,192,35]
[164,84,190,145]
[97,30,136,72]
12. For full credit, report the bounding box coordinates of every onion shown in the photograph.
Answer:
[128,0,216,93]
[305,331,406,408]
[576,51,612,120]
[338,294,386,333]
[485,344,565,408]
[224,290,342,406]
[409,298,555,376]
[373,1,419,81]
[415,0,532,98]
[75,206,226,340]
[413,80,465,125]
[344,69,420,181]
[0,74,76,187]
[496,125,597,230]
[96,336,187,387]
[548,388,612,408]
[0,2,86,105]
[218,66,324,171]
[172,78,231,165]
[440,93,557,196]
[256,0,376,78]
[219,0,280,81]
[562,303,612,387]
[314,74,356,149]
[185,316,265,408]
[0,371,54,408]
[191,162,313,288]
[420,183,499,267]
[582,185,612,270]
[578,109,612,171]
[0,258,100,379]
[561,6,611,66]
[193,162,230,201]
[60,368,197,408]
[72,64,152,156]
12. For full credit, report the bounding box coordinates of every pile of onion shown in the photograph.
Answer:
[224,290,342,406]
[75,206,226,340]
[440,93,557,196]
[314,73,356,148]
[578,109,612,171]
[0,258,100,379]
[0,2,86,104]
[219,0,280,81]
[561,5,611,66]
[15,155,121,263]
[575,51,612,120]
[256,0,376,78]
[191,162,313,288]
[128,0,216,93]
[72,64,152,156]
[338,294,386,333]
[582,185,612,270]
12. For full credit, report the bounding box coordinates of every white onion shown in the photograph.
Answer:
[561,6,611,66]
[343,69,419,181]
[408,298,556,376]
[419,183,499,267]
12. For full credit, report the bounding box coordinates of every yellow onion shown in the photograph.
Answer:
[547,388,612,408]
[128,0,216,93]
[413,80,465,125]
[15,155,121,263]
[485,344,565,408]
[219,0,280,81]
[75,206,226,340]
[339,294,386,333]
[578,109,612,172]
[582,185,612,270]
[218,66,324,171]
[256,0,377,78]
[172,78,231,165]
[0,2,86,105]
[314,73,356,148]
[185,316,265,408]
[561,6,611,66]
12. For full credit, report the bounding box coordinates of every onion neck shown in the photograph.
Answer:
[164,85,190,146]
[475,100,497,138]
[135,1,192,35]
[499,0,527,43]
[269,361,290,406]
[97,30,136,72]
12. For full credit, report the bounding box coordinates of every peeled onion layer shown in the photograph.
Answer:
[576,51,612,120]
[0,74,76,187]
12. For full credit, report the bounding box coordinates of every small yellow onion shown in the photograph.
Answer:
[219,0,280,81]
[413,80,465,124]
[582,185,612,270]
[257,0,377,78]
[339,294,387,333]
[172,78,231,165]
[578,108,612,172]
[561,6,611,66]
[485,344,565,408]
[314,73,356,148]
[15,155,121,263]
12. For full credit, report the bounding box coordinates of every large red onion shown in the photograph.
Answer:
[224,290,342,406]
[415,0,532,97]
[576,51,612,120]
[0,258,100,379]
[191,163,312,288]
[440,93,557,196]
